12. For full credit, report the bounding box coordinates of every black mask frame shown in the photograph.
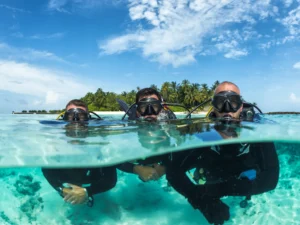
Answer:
[212,91,243,113]
[136,98,163,117]
[63,108,90,122]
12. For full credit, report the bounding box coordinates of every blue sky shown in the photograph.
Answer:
[0,0,299,113]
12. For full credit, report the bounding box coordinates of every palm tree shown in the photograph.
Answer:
[150,84,159,91]
[161,82,171,102]
[171,81,178,92]
[210,80,220,92]
[81,92,95,105]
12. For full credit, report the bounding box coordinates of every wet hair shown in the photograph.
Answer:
[65,99,88,111]
[135,88,162,103]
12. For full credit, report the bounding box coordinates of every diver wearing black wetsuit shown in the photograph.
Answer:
[42,166,117,206]
[42,99,116,206]
[164,82,280,224]
[117,88,177,180]
[165,142,279,224]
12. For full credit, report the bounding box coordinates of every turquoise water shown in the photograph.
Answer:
[0,113,300,224]
[1,113,299,167]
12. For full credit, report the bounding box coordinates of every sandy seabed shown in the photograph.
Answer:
[1,142,300,225]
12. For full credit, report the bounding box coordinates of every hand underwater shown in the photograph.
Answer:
[133,165,159,182]
[62,183,88,205]
[153,164,166,178]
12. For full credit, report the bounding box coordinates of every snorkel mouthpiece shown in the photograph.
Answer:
[222,114,232,120]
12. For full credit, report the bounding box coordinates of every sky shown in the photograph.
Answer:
[0,0,299,113]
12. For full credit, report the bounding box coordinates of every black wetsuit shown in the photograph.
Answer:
[42,166,117,204]
[118,154,168,174]
[118,109,175,174]
[165,142,279,224]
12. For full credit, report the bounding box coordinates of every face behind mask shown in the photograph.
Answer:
[212,91,243,113]
[137,98,163,116]
[63,108,89,122]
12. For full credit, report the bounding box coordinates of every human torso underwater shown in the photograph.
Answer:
[170,142,270,185]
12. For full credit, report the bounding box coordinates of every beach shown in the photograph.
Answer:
[94,111,207,115]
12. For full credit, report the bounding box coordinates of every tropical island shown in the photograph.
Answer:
[14,80,220,114]
[12,79,299,115]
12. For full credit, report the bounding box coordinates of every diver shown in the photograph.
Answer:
[120,87,179,121]
[118,88,177,181]
[41,99,117,207]
[56,99,102,121]
[165,81,280,225]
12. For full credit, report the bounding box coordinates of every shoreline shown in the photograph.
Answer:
[11,111,207,115]
[93,111,207,115]
[12,111,300,115]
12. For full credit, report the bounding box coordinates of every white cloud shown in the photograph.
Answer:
[0,42,68,64]
[283,0,294,8]
[281,5,300,36]
[29,32,66,40]
[97,0,300,67]
[290,93,300,102]
[0,60,95,108]
[224,49,248,59]
[99,0,280,67]
[48,0,70,13]
[45,91,60,104]
[259,41,272,50]
[294,61,300,69]
[0,4,30,13]
[48,0,123,13]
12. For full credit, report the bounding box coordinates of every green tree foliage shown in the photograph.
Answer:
[79,80,220,112]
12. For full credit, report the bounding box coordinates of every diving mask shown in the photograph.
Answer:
[137,98,163,116]
[212,91,243,113]
[63,108,89,122]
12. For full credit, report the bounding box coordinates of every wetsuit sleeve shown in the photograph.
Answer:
[166,143,279,199]
[85,166,117,196]
[117,162,135,173]
[41,168,64,191]
[213,142,279,197]
[191,142,280,198]
[166,162,230,224]
[117,153,169,174]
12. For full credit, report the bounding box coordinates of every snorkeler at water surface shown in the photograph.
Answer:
[164,81,279,225]
[42,99,117,207]
[118,88,175,181]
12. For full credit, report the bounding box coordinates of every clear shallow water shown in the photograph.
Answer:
[0,113,300,225]
[1,113,300,167]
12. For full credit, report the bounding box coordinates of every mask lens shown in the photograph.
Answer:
[228,95,242,109]
[212,96,226,111]
[137,104,147,114]
[78,112,89,121]
[152,103,162,114]
[65,112,74,121]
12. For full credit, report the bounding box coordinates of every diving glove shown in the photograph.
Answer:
[189,197,230,225]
